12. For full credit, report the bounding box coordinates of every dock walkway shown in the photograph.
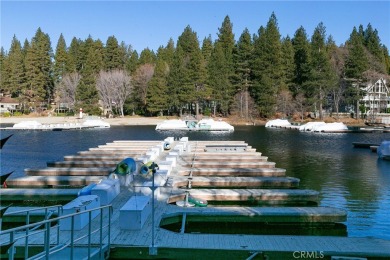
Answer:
[1,138,390,259]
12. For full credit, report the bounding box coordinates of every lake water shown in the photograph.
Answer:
[1,125,389,240]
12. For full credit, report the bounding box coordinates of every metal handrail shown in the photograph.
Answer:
[0,204,112,260]
[2,205,63,259]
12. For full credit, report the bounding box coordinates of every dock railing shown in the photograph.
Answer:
[1,205,63,259]
[0,204,112,260]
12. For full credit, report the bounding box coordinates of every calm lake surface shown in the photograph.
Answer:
[1,125,389,240]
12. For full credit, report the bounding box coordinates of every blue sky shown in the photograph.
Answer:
[1,1,390,53]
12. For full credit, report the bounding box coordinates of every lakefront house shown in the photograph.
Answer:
[360,77,390,114]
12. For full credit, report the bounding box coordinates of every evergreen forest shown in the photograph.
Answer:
[1,14,389,120]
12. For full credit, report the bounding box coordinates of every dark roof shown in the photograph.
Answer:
[0,96,19,104]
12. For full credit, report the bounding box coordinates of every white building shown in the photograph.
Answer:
[0,95,20,114]
[360,78,389,114]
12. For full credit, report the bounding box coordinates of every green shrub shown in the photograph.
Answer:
[1,111,11,117]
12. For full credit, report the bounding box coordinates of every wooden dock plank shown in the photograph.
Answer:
[168,188,319,203]
[183,161,276,168]
[25,167,113,176]
[5,175,104,188]
[179,167,286,177]
[63,155,138,161]
[171,176,300,188]
[47,160,120,168]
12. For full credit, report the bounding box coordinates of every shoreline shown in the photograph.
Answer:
[0,115,367,127]
[0,116,166,126]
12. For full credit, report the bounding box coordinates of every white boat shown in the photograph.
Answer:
[299,122,326,131]
[377,141,390,160]
[155,118,234,132]
[11,117,110,130]
[265,119,291,128]
[313,122,348,132]
[155,119,189,131]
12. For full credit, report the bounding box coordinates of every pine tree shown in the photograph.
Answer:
[157,38,175,68]
[345,27,368,79]
[53,34,68,84]
[208,43,229,115]
[382,45,390,75]
[345,27,369,118]
[169,25,206,117]
[280,36,295,92]
[326,35,345,117]
[201,35,213,67]
[105,35,124,70]
[364,24,383,62]
[67,37,81,72]
[138,48,156,65]
[214,16,235,115]
[146,58,169,115]
[0,47,10,93]
[24,28,53,110]
[308,22,333,119]
[251,13,282,117]
[7,36,26,97]
[292,26,311,94]
[233,28,253,119]
[126,49,139,74]
[76,39,104,115]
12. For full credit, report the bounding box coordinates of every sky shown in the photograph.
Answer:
[1,1,390,54]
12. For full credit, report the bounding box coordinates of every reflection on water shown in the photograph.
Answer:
[1,125,389,239]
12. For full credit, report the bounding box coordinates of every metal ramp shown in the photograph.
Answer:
[0,204,112,260]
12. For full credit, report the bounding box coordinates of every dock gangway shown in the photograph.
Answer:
[0,204,112,260]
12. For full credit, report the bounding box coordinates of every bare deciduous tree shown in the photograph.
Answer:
[56,72,81,112]
[96,69,132,117]
[133,64,155,106]
[277,90,294,117]
[294,93,306,121]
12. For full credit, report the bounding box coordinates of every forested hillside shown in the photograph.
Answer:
[1,14,389,119]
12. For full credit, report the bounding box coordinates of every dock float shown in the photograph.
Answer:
[352,142,380,148]
[1,138,389,259]
[0,188,79,201]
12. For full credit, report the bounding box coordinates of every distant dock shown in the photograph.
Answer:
[1,138,390,259]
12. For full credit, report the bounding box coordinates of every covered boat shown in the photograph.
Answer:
[155,119,189,131]
[299,122,326,131]
[313,122,349,132]
[377,141,390,160]
[265,119,291,128]
[156,118,234,132]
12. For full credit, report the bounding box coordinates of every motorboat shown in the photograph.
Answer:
[156,118,234,132]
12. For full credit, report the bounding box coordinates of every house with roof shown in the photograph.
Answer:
[360,78,389,114]
[0,95,20,114]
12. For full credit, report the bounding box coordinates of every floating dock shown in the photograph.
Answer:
[1,138,390,259]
